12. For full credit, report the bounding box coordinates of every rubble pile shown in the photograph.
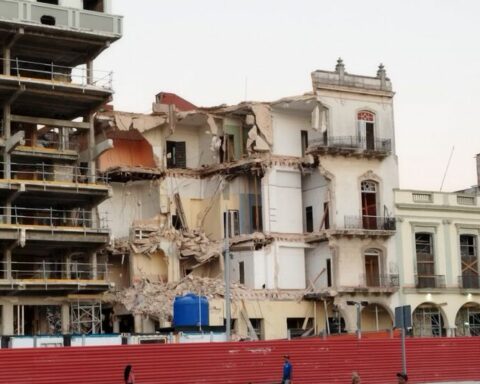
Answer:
[108,275,303,321]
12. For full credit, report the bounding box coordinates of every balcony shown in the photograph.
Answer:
[458,275,480,290]
[362,274,400,289]
[307,136,391,158]
[0,260,110,294]
[415,274,446,289]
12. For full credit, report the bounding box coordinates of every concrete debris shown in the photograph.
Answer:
[108,275,305,321]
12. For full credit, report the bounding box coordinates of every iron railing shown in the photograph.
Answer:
[415,274,446,289]
[20,137,79,152]
[344,215,396,231]
[0,260,109,281]
[4,161,108,184]
[308,136,391,153]
[458,275,480,289]
[0,206,109,230]
[0,57,113,90]
[361,274,399,288]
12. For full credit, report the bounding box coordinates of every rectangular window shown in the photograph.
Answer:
[251,205,263,232]
[220,134,235,163]
[223,210,240,238]
[300,130,309,156]
[326,259,332,287]
[166,141,186,168]
[460,235,479,289]
[83,0,104,11]
[306,206,313,233]
[239,261,245,285]
[416,233,436,288]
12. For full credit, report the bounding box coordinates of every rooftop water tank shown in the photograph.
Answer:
[173,293,209,327]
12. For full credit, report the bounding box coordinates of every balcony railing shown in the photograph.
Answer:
[0,260,108,281]
[308,136,391,153]
[19,137,79,152]
[415,274,446,289]
[361,274,399,288]
[0,206,108,230]
[0,0,122,37]
[0,57,113,90]
[344,215,396,231]
[458,275,480,289]
[5,161,108,184]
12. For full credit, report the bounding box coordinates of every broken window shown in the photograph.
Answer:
[305,206,313,233]
[249,318,264,340]
[300,130,308,157]
[83,0,104,11]
[287,317,314,338]
[223,210,240,238]
[239,261,245,285]
[416,233,436,288]
[166,141,186,168]
[460,235,479,289]
[220,134,235,163]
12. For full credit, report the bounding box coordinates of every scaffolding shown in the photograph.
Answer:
[70,302,103,334]
[456,306,480,336]
[413,306,443,337]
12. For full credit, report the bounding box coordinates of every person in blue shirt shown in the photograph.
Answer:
[282,355,292,384]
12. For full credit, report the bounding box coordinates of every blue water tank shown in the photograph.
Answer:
[173,293,209,327]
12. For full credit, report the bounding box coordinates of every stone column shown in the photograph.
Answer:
[2,302,14,335]
[61,303,70,334]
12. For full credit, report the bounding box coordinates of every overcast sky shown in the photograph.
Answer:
[97,0,480,192]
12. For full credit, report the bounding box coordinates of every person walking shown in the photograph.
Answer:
[396,372,408,383]
[281,355,292,384]
[351,371,361,384]
[124,365,135,384]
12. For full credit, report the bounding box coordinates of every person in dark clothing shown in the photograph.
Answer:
[281,355,292,384]
[124,365,135,384]
[396,372,408,383]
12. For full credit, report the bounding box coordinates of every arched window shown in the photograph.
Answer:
[357,111,376,150]
[364,248,381,286]
[361,180,378,229]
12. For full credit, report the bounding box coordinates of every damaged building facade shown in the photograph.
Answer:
[98,59,401,339]
[0,0,122,335]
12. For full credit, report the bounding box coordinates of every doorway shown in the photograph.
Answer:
[365,252,380,286]
[361,180,378,229]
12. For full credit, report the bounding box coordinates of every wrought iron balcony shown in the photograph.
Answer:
[415,274,446,289]
[361,274,400,288]
[344,215,396,231]
[308,136,391,154]
[458,275,480,289]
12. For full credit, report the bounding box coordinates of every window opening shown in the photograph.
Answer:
[357,111,376,150]
[326,259,332,287]
[166,141,186,168]
[300,130,308,156]
[365,249,381,286]
[416,233,436,288]
[239,261,245,285]
[361,180,378,229]
[223,210,240,237]
[460,235,478,289]
[305,206,313,233]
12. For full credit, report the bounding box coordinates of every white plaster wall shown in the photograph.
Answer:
[320,156,399,229]
[271,110,311,157]
[302,172,329,232]
[305,243,331,289]
[317,91,395,152]
[277,244,306,289]
[98,181,161,238]
[262,167,303,233]
[60,0,83,9]
[231,249,267,289]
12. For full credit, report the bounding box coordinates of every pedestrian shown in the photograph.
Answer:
[351,371,361,384]
[396,372,408,383]
[281,355,292,384]
[124,364,135,384]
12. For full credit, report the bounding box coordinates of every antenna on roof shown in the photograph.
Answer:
[440,146,455,191]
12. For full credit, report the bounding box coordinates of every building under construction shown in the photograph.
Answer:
[0,0,121,335]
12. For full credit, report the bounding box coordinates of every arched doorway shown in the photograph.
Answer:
[361,180,378,229]
[413,303,446,337]
[357,110,376,150]
[361,303,392,331]
[455,303,480,336]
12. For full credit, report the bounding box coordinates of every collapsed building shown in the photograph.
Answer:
[98,60,400,339]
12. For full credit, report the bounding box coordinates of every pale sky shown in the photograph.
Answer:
[97,0,480,192]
